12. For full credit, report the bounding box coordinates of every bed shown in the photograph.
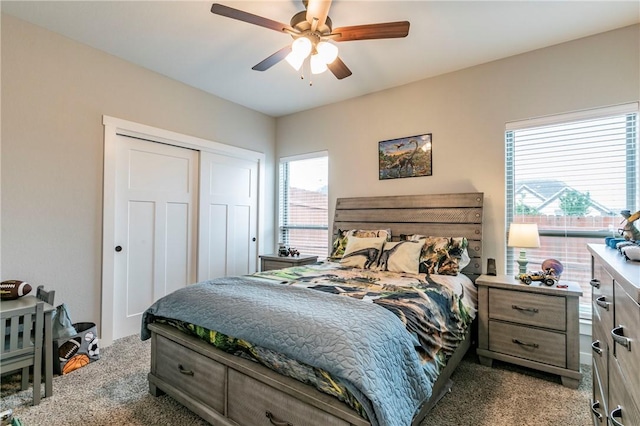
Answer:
[142,192,484,426]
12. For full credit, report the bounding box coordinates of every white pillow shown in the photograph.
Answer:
[340,236,386,269]
[377,240,423,274]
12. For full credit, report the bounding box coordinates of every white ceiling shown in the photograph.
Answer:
[3,1,639,117]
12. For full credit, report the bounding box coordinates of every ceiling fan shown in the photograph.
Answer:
[210,0,410,80]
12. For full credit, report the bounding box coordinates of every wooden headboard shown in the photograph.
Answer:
[333,192,484,280]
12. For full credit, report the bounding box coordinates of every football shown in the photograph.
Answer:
[0,280,32,300]
[58,337,82,362]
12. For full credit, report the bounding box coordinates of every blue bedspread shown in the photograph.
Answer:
[141,276,433,426]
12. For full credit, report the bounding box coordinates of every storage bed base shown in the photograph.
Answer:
[148,322,472,426]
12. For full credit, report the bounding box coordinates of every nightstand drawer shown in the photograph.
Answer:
[489,321,566,367]
[489,288,566,331]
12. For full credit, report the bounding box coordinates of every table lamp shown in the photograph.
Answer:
[508,223,540,275]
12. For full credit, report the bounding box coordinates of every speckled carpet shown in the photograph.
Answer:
[1,335,591,425]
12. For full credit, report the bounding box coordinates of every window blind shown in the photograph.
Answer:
[279,153,329,257]
[506,103,638,318]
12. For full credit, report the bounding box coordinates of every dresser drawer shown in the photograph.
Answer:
[613,282,640,405]
[227,369,350,426]
[488,321,566,367]
[489,288,566,331]
[591,358,607,425]
[155,334,226,413]
[591,319,609,407]
[592,262,614,331]
[608,355,640,426]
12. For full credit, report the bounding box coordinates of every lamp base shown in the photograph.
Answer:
[516,250,528,275]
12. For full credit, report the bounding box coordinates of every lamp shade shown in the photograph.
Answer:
[316,41,338,64]
[507,223,540,248]
[286,37,312,71]
[310,53,328,74]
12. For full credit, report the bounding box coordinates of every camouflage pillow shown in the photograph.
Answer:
[329,229,391,260]
[329,229,351,260]
[408,236,469,275]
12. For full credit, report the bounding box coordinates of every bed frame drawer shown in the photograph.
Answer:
[227,369,350,426]
[488,321,566,368]
[488,288,566,331]
[154,334,226,413]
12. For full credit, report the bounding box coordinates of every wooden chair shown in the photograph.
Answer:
[36,286,55,305]
[1,301,44,405]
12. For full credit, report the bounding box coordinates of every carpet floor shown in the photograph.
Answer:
[0,334,592,425]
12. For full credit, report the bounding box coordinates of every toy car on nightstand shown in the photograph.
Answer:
[518,268,559,286]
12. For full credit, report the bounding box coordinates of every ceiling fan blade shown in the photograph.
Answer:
[327,57,352,80]
[332,21,410,42]
[211,3,294,33]
[252,46,293,71]
[305,0,332,29]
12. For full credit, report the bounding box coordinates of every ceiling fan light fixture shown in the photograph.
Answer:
[286,36,312,71]
[285,51,306,71]
[310,53,328,74]
[291,37,312,58]
[316,41,338,64]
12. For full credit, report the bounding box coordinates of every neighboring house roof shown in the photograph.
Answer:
[515,179,614,216]
[289,186,328,211]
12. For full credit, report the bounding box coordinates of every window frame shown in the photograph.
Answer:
[278,151,329,257]
[505,103,639,319]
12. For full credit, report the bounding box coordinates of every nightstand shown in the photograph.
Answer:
[259,254,319,272]
[476,274,583,388]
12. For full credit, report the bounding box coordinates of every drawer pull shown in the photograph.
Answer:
[177,364,194,376]
[610,406,624,426]
[512,338,539,348]
[595,296,610,311]
[590,400,603,422]
[591,340,603,356]
[265,411,293,426]
[511,305,539,313]
[611,326,631,351]
[590,279,601,289]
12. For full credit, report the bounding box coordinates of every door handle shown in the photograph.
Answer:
[115,246,123,252]
[252,237,256,242]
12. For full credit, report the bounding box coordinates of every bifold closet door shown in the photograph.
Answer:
[198,151,258,281]
[113,135,198,339]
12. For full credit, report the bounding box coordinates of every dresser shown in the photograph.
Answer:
[259,254,319,271]
[588,244,640,426]
[476,274,582,388]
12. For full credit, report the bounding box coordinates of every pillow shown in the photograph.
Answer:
[351,229,391,240]
[340,236,386,269]
[329,229,351,260]
[376,240,423,274]
[411,236,469,275]
[329,229,391,260]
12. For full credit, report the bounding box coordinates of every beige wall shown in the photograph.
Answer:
[1,15,276,327]
[276,24,640,273]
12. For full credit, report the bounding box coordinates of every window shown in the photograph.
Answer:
[279,152,329,258]
[506,103,638,318]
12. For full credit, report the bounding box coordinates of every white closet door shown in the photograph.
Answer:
[113,135,198,339]
[198,151,258,280]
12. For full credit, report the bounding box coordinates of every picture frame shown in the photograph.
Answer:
[378,133,432,180]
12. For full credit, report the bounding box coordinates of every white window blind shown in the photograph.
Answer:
[506,103,638,318]
[279,153,328,257]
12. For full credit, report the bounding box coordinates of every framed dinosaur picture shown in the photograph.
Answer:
[378,133,432,180]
